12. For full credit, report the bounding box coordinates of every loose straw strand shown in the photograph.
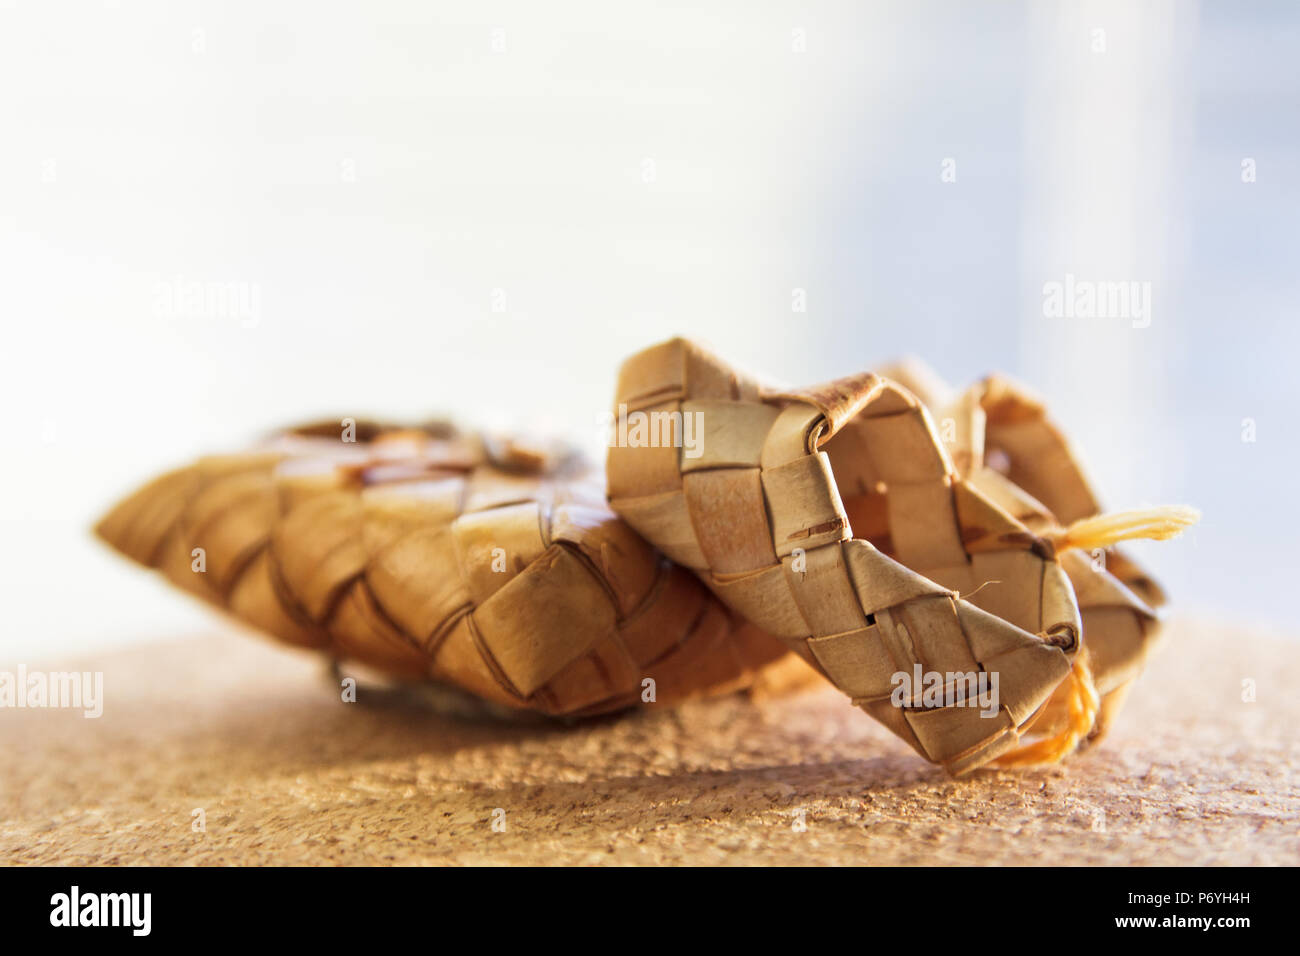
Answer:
[1051,505,1200,554]
[994,647,1100,768]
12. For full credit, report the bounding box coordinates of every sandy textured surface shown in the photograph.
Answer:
[2,618,1295,865]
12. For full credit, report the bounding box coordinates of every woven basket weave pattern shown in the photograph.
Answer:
[95,421,786,718]
[96,339,1172,774]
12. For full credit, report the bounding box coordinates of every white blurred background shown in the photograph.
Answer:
[1,0,1296,658]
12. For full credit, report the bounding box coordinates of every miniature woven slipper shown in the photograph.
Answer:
[606,339,1195,774]
[96,419,787,717]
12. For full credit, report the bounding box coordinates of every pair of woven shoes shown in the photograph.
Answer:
[97,338,1193,774]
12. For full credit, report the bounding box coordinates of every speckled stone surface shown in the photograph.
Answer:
[2,618,1295,865]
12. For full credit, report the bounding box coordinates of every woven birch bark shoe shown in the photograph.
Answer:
[96,420,788,717]
[605,339,1098,775]
[882,363,1173,751]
